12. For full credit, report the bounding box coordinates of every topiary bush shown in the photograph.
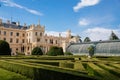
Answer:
[31,47,43,55]
[47,46,64,56]
[0,40,11,55]
[64,52,73,55]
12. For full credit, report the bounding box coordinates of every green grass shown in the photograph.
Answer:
[0,68,31,80]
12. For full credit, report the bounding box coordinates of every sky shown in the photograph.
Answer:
[0,0,120,41]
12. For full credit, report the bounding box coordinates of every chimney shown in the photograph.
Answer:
[16,21,20,26]
[7,20,10,24]
[0,19,2,24]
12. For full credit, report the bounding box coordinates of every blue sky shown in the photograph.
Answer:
[0,0,120,41]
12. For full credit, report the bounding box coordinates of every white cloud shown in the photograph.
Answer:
[45,31,75,37]
[0,0,43,16]
[78,15,115,27]
[82,27,120,41]
[79,18,89,26]
[73,0,100,12]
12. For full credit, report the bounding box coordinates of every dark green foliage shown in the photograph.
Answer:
[88,45,95,57]
[109,31,119,40]
[47,46,64,56]
[0,60,94,80]
[84,37,91,42]
[0,40,11,55]
[32,47,43,55]
[59,61,74,69]
[64,52,73,55]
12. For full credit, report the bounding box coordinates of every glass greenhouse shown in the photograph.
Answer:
[66,40,120,56]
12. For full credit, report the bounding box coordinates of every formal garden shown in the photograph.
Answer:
[0,56,120,80]
[0,40,120,80]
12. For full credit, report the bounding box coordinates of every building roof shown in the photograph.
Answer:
[0,22,27,30]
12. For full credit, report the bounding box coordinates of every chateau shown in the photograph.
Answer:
[0,18,80,55]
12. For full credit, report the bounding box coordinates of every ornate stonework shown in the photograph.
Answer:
[0,19,80,55]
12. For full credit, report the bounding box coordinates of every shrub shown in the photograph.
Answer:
[88,45,95,58]
[31,47,43,55]
[47,46,64,56]
[0,40,11,55]
[0,60,94,80]
[64,52,73,55]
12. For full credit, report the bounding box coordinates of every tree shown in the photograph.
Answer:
[88,45,95,58]
[109,31,119,40]
[0,40,11,55]
[84,37,91,42]
[47,46,64,56]
[31,47,43,55]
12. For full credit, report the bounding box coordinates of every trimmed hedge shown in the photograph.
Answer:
[0,56,75,60]
[25,60,59,66]
[64,52,73,55]
[74,61,86,72]
[0,40,11,55]
[95,63,120,79]
[59,61,74,69]
[0,68,31,80]
[0,60,95,80]
[47,46,64,56]
[32,47,43,55]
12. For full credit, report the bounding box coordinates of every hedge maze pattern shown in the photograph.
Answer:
[0,56,120,80]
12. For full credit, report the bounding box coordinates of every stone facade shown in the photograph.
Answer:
[0,19,80,55]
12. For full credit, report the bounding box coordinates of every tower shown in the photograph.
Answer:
[67,30,71,38]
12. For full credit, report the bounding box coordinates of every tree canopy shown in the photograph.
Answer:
[84,37,91,42]
[31,47,43,55]
[47,46,64,56]
[0,40,11,55]
[109,31,119,40]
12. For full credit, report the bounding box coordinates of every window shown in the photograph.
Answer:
[4,31,6,35]
[45,39,47,43]
[35,32,37,36]
[22,39,25,43]
[10,32,13,36]
[16,48,18,51]
[23,33,25,37]
[40,33,42,36]
[37,38,40,42]
[10,38,13,43]
[50,39,53,44]
[56,40,57,44]
[16,33,19,36]
[28,47,29,50]
[16,39,19,43]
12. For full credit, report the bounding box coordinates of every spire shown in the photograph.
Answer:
[38,19,40,25]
